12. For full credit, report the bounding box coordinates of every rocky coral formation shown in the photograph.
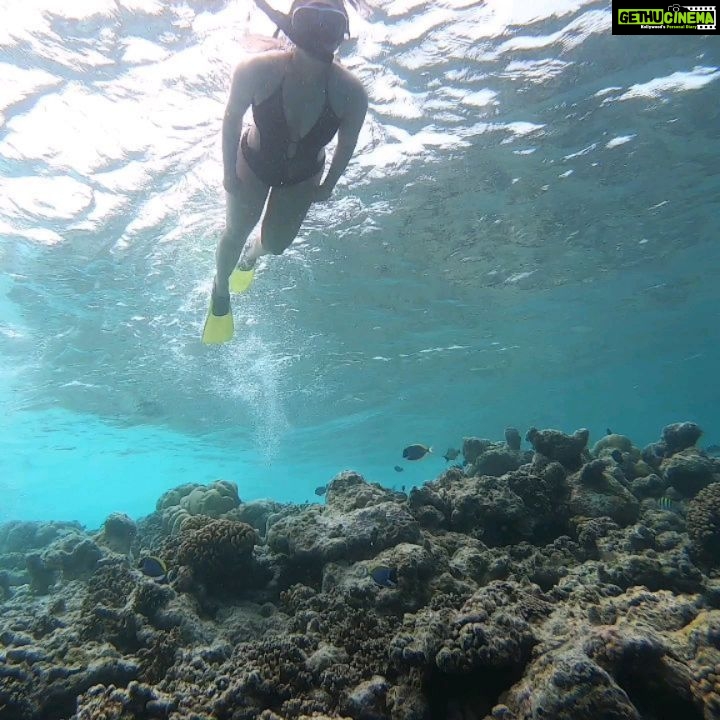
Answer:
[525,426,590,471]
[568,459,640,526]
[461,432,530,479]
[662,421,704,455]
[97,512,137,554]
[2,422,720,720]
[266,473,422,583]
[662,450,720,497]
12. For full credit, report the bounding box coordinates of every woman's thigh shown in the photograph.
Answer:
[260,169,322,254]
[226,139,271,236]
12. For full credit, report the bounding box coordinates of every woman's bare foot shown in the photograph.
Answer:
[237,234,265,271]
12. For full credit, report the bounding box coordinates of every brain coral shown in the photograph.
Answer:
[176,519,258,588]
[687,482,720,562]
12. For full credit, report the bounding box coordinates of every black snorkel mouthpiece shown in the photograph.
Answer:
[254,0,348,64]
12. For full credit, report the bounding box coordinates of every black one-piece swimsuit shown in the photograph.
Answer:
[241,74,341,187]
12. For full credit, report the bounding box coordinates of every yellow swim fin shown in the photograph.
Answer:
[229,268,255,294]
[201,287,234,344]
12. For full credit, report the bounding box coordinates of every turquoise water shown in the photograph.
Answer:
[1,1,718,528]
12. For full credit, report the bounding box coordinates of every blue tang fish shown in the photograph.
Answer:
[138,556,167,582]
[403,444,432,461]
[370,565,398,588]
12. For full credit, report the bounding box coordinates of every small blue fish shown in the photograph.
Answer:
[138,556,167,581]
[610,449,623,463]
[394,465,404,473]
[315,485,327,496]
[370,565,398,588]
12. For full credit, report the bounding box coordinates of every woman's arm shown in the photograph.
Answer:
[320,75,368,196]
[222,60,261,190]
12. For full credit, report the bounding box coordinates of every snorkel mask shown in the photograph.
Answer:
[255,0,349,63]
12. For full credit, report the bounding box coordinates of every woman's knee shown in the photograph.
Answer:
[261,215,305,255]
[260,231,295,256]
[260,204,311,255]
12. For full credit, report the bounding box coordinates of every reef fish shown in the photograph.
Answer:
[706,444,720,456]
[403,444,432,461]
[314,485,327,496]
[442,447,460,462]
[370,565,398,588]
[658,496,677,512]
[138,556,167,581]
[394,465,404,472]
[610,449,623,463]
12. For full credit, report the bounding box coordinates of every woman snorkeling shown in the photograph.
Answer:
[202,0,368,344]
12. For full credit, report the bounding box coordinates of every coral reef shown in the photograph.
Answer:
[157,479,241,515]
[98,512,137,554]
[2,423,720,720]
[525,426,590,471]
[662,450,719,497]
[174,518,259,595]
[157,480,242,535]
[662,421,703,455]
[568,459,640,526]
[687,482,720,563]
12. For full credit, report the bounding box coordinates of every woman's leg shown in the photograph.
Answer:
[240,168,323,267]
[214,143,269,295]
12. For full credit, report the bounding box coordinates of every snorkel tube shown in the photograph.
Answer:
[254,0,347,64]
[254,0,294,35]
